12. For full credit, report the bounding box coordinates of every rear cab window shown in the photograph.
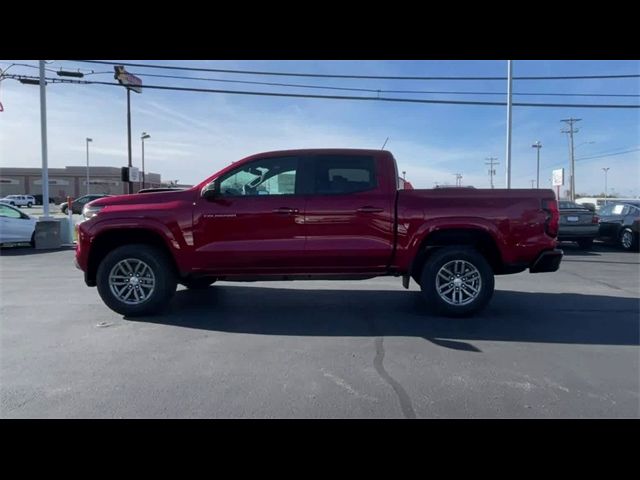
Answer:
[312,155,376,194]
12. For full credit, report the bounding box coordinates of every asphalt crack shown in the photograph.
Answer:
[373,336,416,419]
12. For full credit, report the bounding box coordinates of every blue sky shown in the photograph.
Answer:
[1,60,638,196]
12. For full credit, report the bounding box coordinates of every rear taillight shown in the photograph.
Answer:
[592,215,600,224]
[542,198,559,237]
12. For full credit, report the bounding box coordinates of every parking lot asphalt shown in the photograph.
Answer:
[1,242,638,418]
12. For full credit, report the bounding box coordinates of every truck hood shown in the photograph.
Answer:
[89,189,197,208]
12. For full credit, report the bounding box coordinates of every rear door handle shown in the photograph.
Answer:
[357,206,384,213]
[272,207,299,214]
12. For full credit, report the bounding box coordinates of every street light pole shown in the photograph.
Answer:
[127,89,133,194]
[531,141,542,188]
[86,138,93,195]
[39,60,51,219]
[141,132,151,189]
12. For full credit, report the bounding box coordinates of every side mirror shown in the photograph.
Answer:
[202,180,220,200]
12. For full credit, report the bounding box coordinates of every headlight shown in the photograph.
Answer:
[83,204,105,219]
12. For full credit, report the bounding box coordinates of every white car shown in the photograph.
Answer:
[0,203,37,246]
[0,195,36,208]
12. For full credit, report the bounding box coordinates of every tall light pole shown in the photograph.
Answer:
[505,60,513,189]
[86,138,93,195]
[39,60,51,219]
[531,141,542,188]
[602,167,610,201]
[141,132,150,189]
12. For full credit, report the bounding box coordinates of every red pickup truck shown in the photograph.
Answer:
[76,149,562,317]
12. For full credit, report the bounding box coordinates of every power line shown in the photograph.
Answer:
[81,70,640,98]
[68,60,640,81]
[5,75,639,109]
[7,63,640,98]
[576,148,640,160]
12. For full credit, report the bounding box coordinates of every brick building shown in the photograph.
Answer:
[0,166,164,202]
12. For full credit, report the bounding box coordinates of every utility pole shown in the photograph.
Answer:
[561,118,581,201]
[531,141,542,188]
[505,60,513,189]
[602,167,610,201]
[530,180,535,188]
[485,157,499,189]
[453,173,463,187]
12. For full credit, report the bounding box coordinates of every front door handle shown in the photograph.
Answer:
[272,207,299,214]
[357,206,384,213]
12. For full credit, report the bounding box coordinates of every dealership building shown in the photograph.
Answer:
[0,166,169,202]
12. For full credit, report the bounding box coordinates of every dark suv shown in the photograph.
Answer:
[60,194,110,215]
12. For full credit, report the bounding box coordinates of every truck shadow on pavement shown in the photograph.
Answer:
[128,286,640,351]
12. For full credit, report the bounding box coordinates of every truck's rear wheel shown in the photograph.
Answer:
[96,244,177,316]
[420,246,494,317]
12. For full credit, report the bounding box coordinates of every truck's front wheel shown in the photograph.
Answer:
[420,246,494,317]
[96,244,177,317]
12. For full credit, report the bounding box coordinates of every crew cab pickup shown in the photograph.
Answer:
[76,149,562,317]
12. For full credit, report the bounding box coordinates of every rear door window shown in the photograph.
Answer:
[312,155,376,194]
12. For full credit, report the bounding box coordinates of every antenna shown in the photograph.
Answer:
[381,137,389,150]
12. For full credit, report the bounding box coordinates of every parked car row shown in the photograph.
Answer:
[558,200,640,251]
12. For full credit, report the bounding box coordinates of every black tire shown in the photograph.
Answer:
[96,244,177,316]
[10,202,15,206]
[181,278,216,290]
[577,238,594,250]
[619,228,638,251]
[61,206,68,215]
[30,232,35,248]
[27,202,32,208]
[419,246,494,317]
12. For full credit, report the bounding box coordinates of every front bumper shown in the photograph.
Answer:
[529,248,563,273]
